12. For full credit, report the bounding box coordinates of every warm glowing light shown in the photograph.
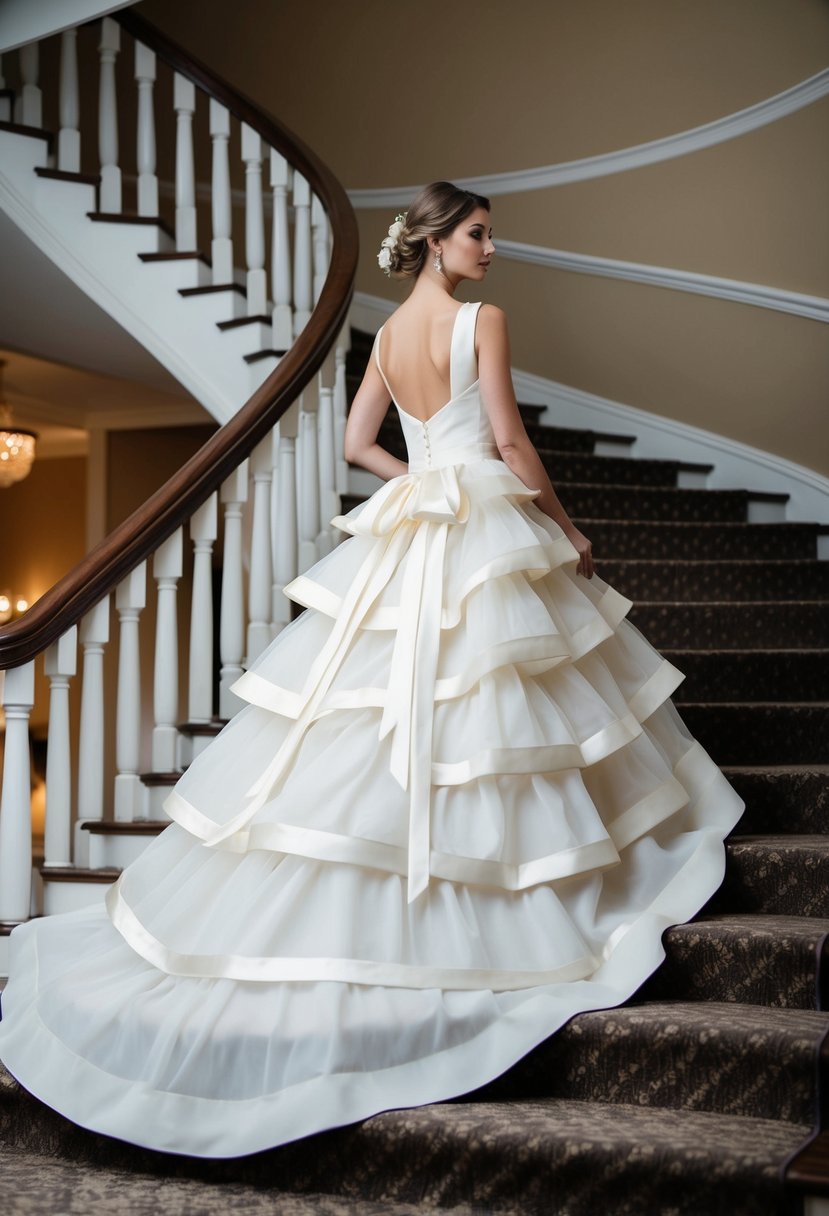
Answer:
[0,591,28,623]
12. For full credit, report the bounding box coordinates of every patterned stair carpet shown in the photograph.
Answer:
[1,344,827,1215]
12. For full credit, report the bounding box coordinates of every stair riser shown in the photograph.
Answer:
[667,652,829,702]
[87,832,158,870]
[559,486,750,523]
[630,604,829,649]
[725,769,829,835]
[675,705,829,766]
[637,924,827,1010]
[709,843,829,918]
[40,881,110,916]
[585,521,821,560]
[604,562,829,602]
[535,452,685,487]
[467,1011,822,1126]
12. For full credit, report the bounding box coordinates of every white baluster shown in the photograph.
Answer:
[0,57,9,123]
[98,17,121,213]
[43,628,77,868]
[58,29,80,172]
[173,73,197,250]
[0,661,35,923]
[219,464,248,718]
[334,330,350,498]
[298,387,320,572]
[77,597,110,826]
[114,563,146,821]
[188,494,217,724]
[270,150,292,350]
[152,529,183,772]
[317,376,337,556]
[134,41,158,217]
[311,195,330,304]
[210,99,233,284]
[272,405,298,634]
[292,171,312,335]
[241,123,267,316]
[19,43,41,129]
[247,433,274,663]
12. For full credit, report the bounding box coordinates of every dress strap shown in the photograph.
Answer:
[373,325,398,405]
[449,301,482,400]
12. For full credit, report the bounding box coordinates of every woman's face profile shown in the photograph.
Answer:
[438,207,495,283]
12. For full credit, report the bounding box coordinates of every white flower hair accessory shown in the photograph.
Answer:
[378,212,407,275]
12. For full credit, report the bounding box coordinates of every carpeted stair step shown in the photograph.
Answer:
[674,703,829,765]
[630,601,829,649]
[527,450,699,487]
[724,766,829,835]
[601,560,829,602]
[635,914,829,1009]
[664,649,829,701]
[705,836,829,918]
[582,519,822,559]
[463,1001,828,1126]
[0,1069,810,1216]
[1,1145,443,1216]
[560,484,756,523]
[0,1149,342,1216]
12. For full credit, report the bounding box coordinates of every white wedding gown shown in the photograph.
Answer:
[0,300,745,1157]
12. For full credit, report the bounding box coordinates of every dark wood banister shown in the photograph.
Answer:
[0,9,359,670]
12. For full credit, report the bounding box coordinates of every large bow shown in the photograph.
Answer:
[211,467,469,905]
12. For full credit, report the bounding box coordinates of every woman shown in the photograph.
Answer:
[0,181,744,1158]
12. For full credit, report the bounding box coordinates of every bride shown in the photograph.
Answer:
[0,180,744,1159]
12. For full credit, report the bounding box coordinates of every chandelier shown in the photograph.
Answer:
[0,360,37,488]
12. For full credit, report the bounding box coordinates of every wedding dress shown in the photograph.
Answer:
[0,300,745,1158]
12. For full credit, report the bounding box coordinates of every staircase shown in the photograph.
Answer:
[2,325,828,1212]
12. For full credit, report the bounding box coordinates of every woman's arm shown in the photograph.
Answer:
[343,345,408,481]
[477,304,594,578]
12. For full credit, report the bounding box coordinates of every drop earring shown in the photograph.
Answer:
[433,248,442,275]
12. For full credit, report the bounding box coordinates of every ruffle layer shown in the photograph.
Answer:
[0,354,749,1159]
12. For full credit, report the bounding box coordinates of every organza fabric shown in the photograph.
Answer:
[0,300,745,1157]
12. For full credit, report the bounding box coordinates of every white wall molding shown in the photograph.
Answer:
[494,240,829,323]
[351,290,829,523]
[349,69,829,204]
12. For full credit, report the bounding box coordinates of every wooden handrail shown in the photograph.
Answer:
[0,11,359,670]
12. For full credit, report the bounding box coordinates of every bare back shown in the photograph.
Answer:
[376,303,480,423]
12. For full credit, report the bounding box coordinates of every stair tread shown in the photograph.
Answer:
[0,118,52,144]
[0,1144,439,1216]
[0,1076,810,1208]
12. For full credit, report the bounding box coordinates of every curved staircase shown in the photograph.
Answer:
[1,10,828,1214]
[2,326,828,1212]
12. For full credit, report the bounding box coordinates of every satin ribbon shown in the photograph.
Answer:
[212,465,470,905]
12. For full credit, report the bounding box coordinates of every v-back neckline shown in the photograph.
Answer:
[377,302,470,424]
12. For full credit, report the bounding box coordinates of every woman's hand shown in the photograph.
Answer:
[564,524,594,579]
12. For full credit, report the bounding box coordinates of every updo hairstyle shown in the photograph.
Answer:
[383,181,491,280]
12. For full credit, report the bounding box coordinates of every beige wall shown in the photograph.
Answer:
[0,456,87,840]
[138,0,829,475]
